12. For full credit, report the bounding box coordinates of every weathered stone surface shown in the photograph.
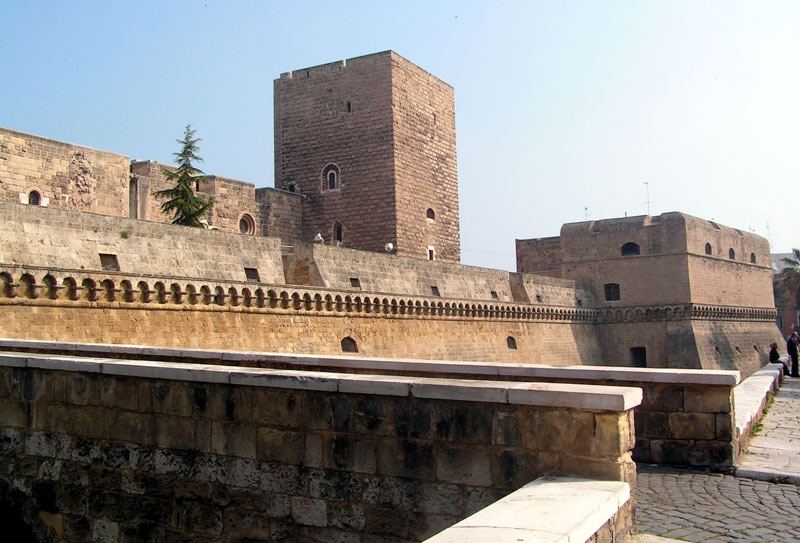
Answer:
[436,446,492,486]
[291,497,327,527]
[257,427,304,464]
[668,413,716,440]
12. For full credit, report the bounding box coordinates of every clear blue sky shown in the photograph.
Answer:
[2,1,797,270]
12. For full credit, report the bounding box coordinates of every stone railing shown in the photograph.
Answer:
[595,303,777,323]
[1,340,741,471]
[0,351,640,542]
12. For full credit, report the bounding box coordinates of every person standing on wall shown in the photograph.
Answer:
[788,332,800,377]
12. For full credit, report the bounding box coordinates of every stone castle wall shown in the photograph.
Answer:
[0,355,638,541]
[0,202,285,285]
[274,52,398,254]
[390,52,460,263]
[0,127,131,216]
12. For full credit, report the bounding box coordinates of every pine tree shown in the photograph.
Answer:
[153,124,213,227]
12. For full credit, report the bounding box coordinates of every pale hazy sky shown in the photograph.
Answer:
[2,1,798,270]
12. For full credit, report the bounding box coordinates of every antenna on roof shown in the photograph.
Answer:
[584,206,589,220]
[644,182,653,215]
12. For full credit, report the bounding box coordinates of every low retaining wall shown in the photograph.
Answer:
[0,339,739,472]
[423,477,631,543]
[0,352,640,542]
[733,362,783,457]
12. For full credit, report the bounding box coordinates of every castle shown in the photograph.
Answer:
[0,50,785,543]
[0,50,781,376]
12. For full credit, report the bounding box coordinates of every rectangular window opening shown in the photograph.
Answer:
[430,286,440,297]
[630,347,647,367]
[604,283,620,302]
[244,268,260,282]
[490,291,499,300]
[99,253,120,272]
[349,277,361,289]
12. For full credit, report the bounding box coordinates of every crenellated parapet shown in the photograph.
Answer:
[595,304,777,324]
[0,265,596,323]
[0,265,776,326]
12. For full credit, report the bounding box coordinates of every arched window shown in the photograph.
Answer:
[321,163,340,191]
[427,246,435,261]
[28,190,41,206]
[728,248,736,260]
[426,208,435,221]
[506,336,518,350]
[341,336,358,353]
[620,242,640,256]
[750,253,756,264]
[705,243,712,255]
[239,213,256,235]
[333,222,343,245]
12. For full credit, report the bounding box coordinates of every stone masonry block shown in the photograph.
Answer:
[329,503,366,531]
[211,421,256,459]
[101,377,141,412]
[69,406,107,439]
[683,386,732,413]
[291,497,327,527]
[434,402,493,444]
[324,435,376,474]
[105,410,154,445]
[151,382,193,417]
[308,469,363,502]
[403,481,463,516]
[668,412,716,440]
[593,411,634,456]
[256,427,304,464]
[252,389,305,427]
[0,399,28,427]
[436,445,492,486]
[641,385,683,413]
[495,409,522,446]
[223,508,271,540]
[715,413,733,441]
[377,439,434,480]
[495,449,560,489]
[304,433,323,468]
[526,408,595,454]
[33,403,69,433]
[154,415,195,450]
[634,411,668,439]
[260,462,307,495]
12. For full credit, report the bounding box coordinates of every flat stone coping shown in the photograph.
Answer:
[423,477,630,543]
[0,352,642,412]
[0,339,740,386]
[733,363,783,438]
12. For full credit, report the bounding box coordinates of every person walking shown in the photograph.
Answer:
[788,332,800,377]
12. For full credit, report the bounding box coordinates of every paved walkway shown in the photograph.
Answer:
[634,376,800,542]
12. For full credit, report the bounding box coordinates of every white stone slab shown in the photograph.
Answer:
[411,380,509,403]
[101,360,231,383]
[27,355,103,373]
[424,477,630,543]
[229,368,339,391]
[508,382,642,411]
[337,374,414,397]
[0,353,29,367]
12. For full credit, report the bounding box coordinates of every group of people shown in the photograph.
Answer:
[771,330,800,377]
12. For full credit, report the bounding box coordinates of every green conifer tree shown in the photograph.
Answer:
[153,124,213,227]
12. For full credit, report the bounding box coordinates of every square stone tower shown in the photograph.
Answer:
[274,51,460,262]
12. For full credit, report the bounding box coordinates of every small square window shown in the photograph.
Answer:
[350,278,361,289]
[630,347,647,367]
[490,291,499,300]
[99,254,120,271]
[244,268,260,282]
[430,286,440,296]
[604,283,620,302]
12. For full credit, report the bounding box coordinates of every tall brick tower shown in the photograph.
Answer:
[274,51,460,262]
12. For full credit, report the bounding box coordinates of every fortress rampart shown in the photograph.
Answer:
[0,351,638,542]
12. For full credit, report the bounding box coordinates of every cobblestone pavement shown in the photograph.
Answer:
[635,377,800,542]
[635,465,800,542]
